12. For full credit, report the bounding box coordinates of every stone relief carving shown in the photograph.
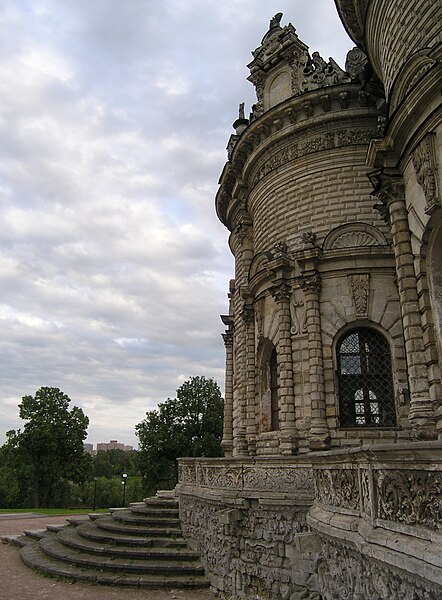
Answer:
[412,132,440,214]
[316,536,441,600]
[376,469,442,529]
[315,469,359,510]
[179,494,310,600]
[348,274,370,318]
[243,465,314,495]
[290,287,307,335]
[252,130,373,185]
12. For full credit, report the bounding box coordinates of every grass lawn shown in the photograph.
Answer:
[0,507,109,515]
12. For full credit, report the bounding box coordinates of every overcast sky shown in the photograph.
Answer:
[0,0,352,448]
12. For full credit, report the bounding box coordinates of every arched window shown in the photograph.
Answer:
[337,328,396,427]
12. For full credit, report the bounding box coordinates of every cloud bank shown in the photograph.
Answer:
[0,0,352,447]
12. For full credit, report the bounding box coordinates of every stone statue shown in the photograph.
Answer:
[269,13,283,29]
[238,102,245,120]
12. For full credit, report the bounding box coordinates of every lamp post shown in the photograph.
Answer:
[93,477,98,511]
[122,473,128,507]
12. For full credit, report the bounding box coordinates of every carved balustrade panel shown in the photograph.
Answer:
[314,468,360,510]
[375,469,442,529]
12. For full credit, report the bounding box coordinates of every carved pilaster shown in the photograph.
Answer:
[300,272,330,450]
[271,281,298,454]
[370,171,437,439]
[412,133,440,215]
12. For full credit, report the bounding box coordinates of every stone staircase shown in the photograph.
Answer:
[1,491,209,589]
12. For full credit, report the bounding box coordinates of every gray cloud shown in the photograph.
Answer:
[0,1,351,447]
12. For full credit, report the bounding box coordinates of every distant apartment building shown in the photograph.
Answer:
[96,440,134,452]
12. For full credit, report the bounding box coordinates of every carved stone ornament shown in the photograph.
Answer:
[271,282,292,303]
[412,132,440,214]
[301,230,317,246]
[300,273,321,293]
[290,287,307,335]
[348,273,370,318]
[301,51,350,93]
[315,468,359,510]
[376,469,442,529]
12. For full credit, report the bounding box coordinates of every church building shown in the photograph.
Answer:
[178,1,442,598]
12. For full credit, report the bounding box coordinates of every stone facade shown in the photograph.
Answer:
[178,4,442,599]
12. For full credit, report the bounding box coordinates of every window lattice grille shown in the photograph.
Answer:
[337,328,397,428]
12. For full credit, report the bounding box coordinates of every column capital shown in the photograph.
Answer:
[369,169,405,223]
[300,272,321,293]
[271,281,292,303]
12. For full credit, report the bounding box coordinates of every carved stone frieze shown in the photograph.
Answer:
[412,132,440,214]
[315,468,359,510]
[243,465,314,495]
[348,273,370,318]
[376,469,442,529]
[252,129,373,185]
[316,536,441,600]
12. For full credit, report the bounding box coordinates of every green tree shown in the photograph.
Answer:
[4,387,90,507]
[136,376,223,494]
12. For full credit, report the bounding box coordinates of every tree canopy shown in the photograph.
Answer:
[4,387,90,507]
[136,376,224,494]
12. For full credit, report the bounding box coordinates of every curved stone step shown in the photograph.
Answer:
[21,543,209,588]
[112,510,181,527]
[57,525,199,560]
[38,535,205,576]
[95,515,182,537]
[143,497,179,508]
[75,522,187,547]
[129,505,179,517]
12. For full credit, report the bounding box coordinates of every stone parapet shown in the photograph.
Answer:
[308,442,442,598]
[178,456,314,503]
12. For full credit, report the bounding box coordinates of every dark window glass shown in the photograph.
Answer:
[337,328,396,427]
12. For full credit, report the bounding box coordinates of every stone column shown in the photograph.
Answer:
[300,272,330,450]
[271,282,298,454]
[372,172,437,439]
[242,301,257,455]
[221,326,234,457]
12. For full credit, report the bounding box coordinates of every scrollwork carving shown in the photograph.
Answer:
[376,469,442,529]
[315,468,359,510]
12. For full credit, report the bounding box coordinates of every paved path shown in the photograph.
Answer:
[0,514,218,600]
